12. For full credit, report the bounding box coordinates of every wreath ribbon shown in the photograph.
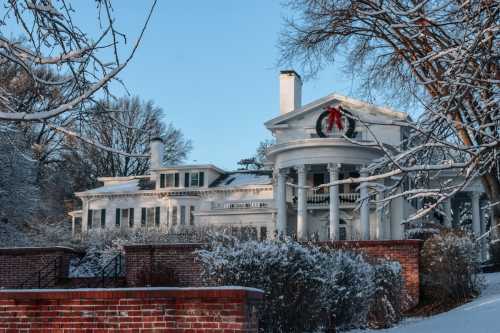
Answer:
[326,106,344,132]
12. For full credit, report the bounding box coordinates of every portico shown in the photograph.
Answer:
[271,160,381,241]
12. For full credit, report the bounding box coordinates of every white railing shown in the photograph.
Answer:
[211,201,271,210]
[306,191,361,207]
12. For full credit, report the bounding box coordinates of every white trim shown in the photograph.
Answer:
[265,93,408,129]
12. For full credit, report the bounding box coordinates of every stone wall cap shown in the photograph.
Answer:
[317,239,423,247]
[0,246,85,255]
[0,286,264,301]
[124,243,207,251]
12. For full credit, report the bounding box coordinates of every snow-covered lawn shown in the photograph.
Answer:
[353,272,500,333]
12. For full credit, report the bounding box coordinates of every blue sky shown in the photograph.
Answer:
[81,1,376,170]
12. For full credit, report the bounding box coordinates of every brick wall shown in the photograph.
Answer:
[124,241,422,309]
[319,240,422,308]
[125,244,204,288]
[0,287,263,332]
[0,247,84,289]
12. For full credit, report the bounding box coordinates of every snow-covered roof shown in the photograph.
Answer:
[82,179,140,194]
[210,171,273,188]
[265,93,408,129]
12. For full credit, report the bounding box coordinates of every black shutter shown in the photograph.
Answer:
[87,209,93,229]
[129,208,134,228]
[101,209,106,228]
[115,208,120,227]
[184,172,190,187]
[199,172,205,187]
[141,208,146,226]
[174,173,179,187]
[155,207,160,227]
[160,174,165,188]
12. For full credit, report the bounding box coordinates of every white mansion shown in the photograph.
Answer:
[69,71,488,241]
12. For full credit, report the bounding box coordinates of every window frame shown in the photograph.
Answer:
[160,172,180,188]
[140,207,161,228]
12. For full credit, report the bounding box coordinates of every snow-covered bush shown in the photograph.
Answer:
[321,251,374,330]
[420,230,483,308]
[198,238,330,332]
[489,239,500,266]
[198,236,402,332]
[368,261,404,328]
[69,228,204,277]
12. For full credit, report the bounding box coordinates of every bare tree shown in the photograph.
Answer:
[0,126,40,224]
[280,1,499,232]
[0,0,157,157]
[78,96,192,178]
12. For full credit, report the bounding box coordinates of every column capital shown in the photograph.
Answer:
[274,167,289,177]
[327,163,341,172]
[295,165,308,174]
[471,191,481,199]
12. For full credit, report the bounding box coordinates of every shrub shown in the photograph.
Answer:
[199,238,330,332]
[367,261,404,328]
[320,251,374,330]
[420,230,483,308]
[489,239,500,266]
[198,236,403,332]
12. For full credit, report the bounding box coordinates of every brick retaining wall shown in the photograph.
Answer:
[125,240,422,308]
[0,247,84,289]
[319,240,422,308]
[0,287,263,332]
[124,244,204,288]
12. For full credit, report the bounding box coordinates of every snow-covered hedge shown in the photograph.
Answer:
[197,236,403,332]
[421,230,483,307]
[70,228,204,277]
[368,261,404,328]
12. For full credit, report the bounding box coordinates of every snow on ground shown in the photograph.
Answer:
[352,272,500,333]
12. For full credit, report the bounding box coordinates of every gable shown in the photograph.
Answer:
[265,93,407,128]
[265,93,408,146]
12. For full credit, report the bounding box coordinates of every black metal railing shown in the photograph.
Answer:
[17,256,62,289]
[70,253,124,289]
[98,253,124,287]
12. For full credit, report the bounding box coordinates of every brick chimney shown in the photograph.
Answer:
[279,70,302,115]
[150,137,164,169]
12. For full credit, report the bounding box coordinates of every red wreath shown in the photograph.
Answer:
[325,106,344,132]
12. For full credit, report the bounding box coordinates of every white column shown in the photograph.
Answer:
[328,163,340,240]
[275,169,288,237]
[360,169,370,240]
[444,198,452,228]
[471,192,481,236]
[376,190,385,240]
[297,165,308,241]
[71,216,75,237]
[480,199,487,261]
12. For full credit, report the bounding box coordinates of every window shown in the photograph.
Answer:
[74,217,82,234]
[141,208,147,227]
[160,173,179,188]
[155,207,160,227]
[100,209,106,228]
[172,206,178,225]
[87,209,106,229]
[260,226,267,241]
[115,208,133,228]
[129,208,134,228]
[189,206,195,225]
[180,206,186,225]
[190,172,199,187]
[184,171,205,188]
[140,207,161,228]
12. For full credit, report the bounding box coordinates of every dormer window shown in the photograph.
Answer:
[160,172,180,188]
[184,171,205,188]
